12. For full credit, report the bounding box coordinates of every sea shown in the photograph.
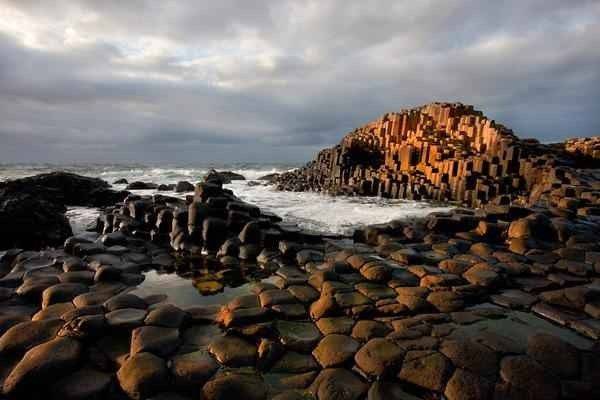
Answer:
[0,163,452,237]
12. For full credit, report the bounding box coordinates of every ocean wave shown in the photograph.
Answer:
[2,163,451,235]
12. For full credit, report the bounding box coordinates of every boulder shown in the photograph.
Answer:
[440,339,498,377]
[444,369,493,400]
[239,221,262,245]
[41,283,88,308]
[0,193,73,250]
[117,352,169,400]
[202,371,267,400]
[106,308,147,329]
[309,368,367,400]
[203,218,228,252]
[130,326,180,357]
[397,350,452,392]
[170,350,219,390]
[145,304,188,328]
[354,338,404,377]
[208,335,257,367]
[104,293,147,311]
[313,334,360,368]
[0,171,128,207]
[3,337,82,396]
[175,181,195,193]
[276,320,322,353]
[0,318,63,354]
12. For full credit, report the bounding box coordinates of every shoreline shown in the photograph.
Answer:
[1,169,600,399]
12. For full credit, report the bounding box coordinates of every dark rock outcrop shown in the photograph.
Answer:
[175,181,194,192]
[0,172,129,250]
[0,171,128,207]
[204,169,246,184]
[0,193,72,249]
[126,181,158,190]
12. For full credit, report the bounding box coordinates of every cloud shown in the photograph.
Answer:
[0,0,598,163]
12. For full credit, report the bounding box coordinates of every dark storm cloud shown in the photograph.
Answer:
[0,0,598,163]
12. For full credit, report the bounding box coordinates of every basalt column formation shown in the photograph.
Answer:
[276,102,600,209]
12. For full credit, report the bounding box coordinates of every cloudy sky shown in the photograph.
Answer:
[0,1,598,164]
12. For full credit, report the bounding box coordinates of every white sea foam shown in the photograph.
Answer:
[1,164,452,235]
[66,207,100,235]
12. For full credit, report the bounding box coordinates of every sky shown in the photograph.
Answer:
[0,0,599,164]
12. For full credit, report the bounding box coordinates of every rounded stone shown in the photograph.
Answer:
[106,308,147,329]
[256,338,284,370]
[202,371,267,400]
[309,295,338,320]
[117,352,169,400]
[32,302,75,321]
[59,271,95,285]
[354,338,404,377]
[3,337,82,396]
[276,320,322,353]
[259,289,296,307]
[16,276,60,300]
[0,318,63,354]
[144,304,188,328]
[62,256,86,272]
[41,283,88,308]
[58,314,107,339]
[315,317,355,335]
[170,350,219,390]
[440,339,498,377]
[463,263,500,287]
[104,293,147,311]
[130,326,180,357]
[312,334,360,368]
[208,335,257,367]
[73,290,120,308]
[427,291,464,312]
[309,368,367,400]
[398,350,452,392]
[0,313,31,336]
[444,368,493,400]
[351,320,391,342]
[93,265,122,282]
[287,285,319,303]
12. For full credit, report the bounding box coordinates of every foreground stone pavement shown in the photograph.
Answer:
[1,169,600,400]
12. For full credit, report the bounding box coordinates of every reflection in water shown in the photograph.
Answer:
[131,256,277,308]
